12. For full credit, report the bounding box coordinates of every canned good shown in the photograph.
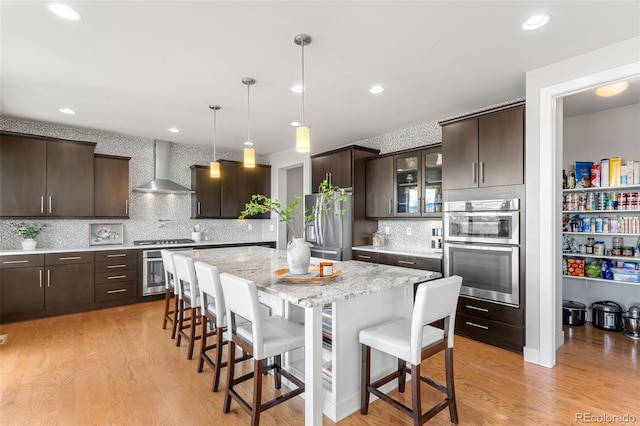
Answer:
[603,217,609,233]
[612,247,623,256]
[594,217,603,233]
[586,193,596,210]
[605,199,617,210]
[622,247,635,257]
[581,217,591,232]
[578,194,587,211]
[597,192,608,210]
[612,236,623,248]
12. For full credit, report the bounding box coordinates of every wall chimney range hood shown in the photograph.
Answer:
[134,140,194,194]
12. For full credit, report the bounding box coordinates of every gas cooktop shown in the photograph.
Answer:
[133,239,195,246]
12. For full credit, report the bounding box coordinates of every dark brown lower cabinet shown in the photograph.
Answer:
[94,250,138,302]
[1,267,45,315]
[45,262,94,310]
[455,296,524,353]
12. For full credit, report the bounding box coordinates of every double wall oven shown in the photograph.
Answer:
[443,199,520,307]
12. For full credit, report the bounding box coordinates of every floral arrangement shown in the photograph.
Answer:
[239,180,347,238]
[11,222,48,239]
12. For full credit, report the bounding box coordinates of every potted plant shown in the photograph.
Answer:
[239,180,346,274]
[11,222,48,251]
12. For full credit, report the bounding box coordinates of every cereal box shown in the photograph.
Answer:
[609,157,621,187]
[575,162,593,188]
[566,258,585,277]
[590,164,600,188]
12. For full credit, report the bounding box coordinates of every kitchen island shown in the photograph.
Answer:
[182,246,441,425]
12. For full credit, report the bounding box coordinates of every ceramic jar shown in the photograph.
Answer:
[21,239,37,251]
[287,237,311,275]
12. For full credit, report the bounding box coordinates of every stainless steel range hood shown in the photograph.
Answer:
[134,140,194,194]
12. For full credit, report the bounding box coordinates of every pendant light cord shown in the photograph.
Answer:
[213,108,217,160]
[247,83,251,143]
[301,40,305,126]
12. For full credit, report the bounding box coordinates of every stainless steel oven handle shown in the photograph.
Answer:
[445,242,516,252]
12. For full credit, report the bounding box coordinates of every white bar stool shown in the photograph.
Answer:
[359,275,463,425]
[220,272,305,426]
[160,249,178,339]
[173,253,202,360]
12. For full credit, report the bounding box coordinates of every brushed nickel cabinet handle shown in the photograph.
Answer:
[59,256,82,261]
[107,264,126,269]
[48,196,52,213]
[3,260,29,264]
[47,269,51,287]
[472,162,477,184]
[480,161,485,183]
[107,275,127,280]
[388,199,392,215]
[107,288,127,294]
[466,304,489,312]
[107,254,126,258]
[125,199,129,215]
[197,202,201,215]
[39,269,43,288]
[41,196,44,214]
[466,321,488,330]
[357,255,372,259]
[398,260,416,265]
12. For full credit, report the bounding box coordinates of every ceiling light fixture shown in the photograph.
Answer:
[48,3,81,21]
[168,127,180,133]
[59,107,76,114]
[595,81,629,97]
[242,77,256,168]
[290,85,305,93]
[290,121,301,127]
[294,34,312,153]
[369,86,384,94]
[209,105,221,178]
[522,14,550,30]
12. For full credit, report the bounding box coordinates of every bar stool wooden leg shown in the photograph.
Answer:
[360,344,371,415]
[213,327,225,392]
[197,314,208,372]
[411,363,421,426]
[162,288,174,330]
[251,358,264,426]
[176,299,185,347]
[187,306,199,360]
[171,294,179,339]
[398,358,407,393]
[223,341,236,414]
[446,348,459,423]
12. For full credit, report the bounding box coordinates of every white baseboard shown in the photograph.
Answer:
[523,346,541,365]
[555,330,565,350]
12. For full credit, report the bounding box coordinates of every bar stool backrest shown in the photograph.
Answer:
[161,249,177,291]
[173,254,199,303]
[194,261,227,327]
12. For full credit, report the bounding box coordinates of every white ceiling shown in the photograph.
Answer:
[2,1,639,155]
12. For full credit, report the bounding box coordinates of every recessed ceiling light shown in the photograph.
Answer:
[522,14,550,30]
[290,121,301,127]
[168,127,180,133]
[595,81,629,97]
[48,3,81,21]
[59,108,76,114]
[369,86,384,94]
[290,85,305,93]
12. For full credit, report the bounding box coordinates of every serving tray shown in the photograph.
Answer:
[273,266,342,284]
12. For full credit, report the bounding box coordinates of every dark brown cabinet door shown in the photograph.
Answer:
[220,161,248,218]
[45,263,94,310]
[442,119,479,190]
[328,150,352,188]
[394,152,421,216]
[246,165,271,219]
[0,268,45,315]
[478,107,524,187]
[191,165,221,218]
[311,155,330,190]
[0,135,47,217]
[365,156,394,218]
[46,140,95,217]
[94,155,130,217]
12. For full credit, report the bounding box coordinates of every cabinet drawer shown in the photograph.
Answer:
[352,250,379,263]
[95,281,136,302]
[456,312,524,353]
[45,252,94,265]
[379,253,441,272]
[457,297,523,326]
[94,250,137,262]
[95,270,137,285]
[1,254,44,269]
[94,259,138,274]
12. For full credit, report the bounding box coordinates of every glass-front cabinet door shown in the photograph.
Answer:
[395,153,420,216]
[423,150,443,214]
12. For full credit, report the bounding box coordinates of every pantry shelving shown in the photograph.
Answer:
[563,275,640,286]
[563,184,640,193]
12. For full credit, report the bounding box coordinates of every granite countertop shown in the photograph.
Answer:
[0,239,276,256]
[184,246,441,308]
[352,245,442,259]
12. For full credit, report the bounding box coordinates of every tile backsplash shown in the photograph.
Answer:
[377,219,442,252]
[0,117,276,250]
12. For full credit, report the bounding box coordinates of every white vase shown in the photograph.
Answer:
[21,239,37,251]
[287,237,311,275]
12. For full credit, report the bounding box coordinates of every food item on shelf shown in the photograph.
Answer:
[575,161,593,188]
[600,159,610,188]
[567,166,576,189]
[590,164,600,188]
[566,258,585,277]
[610,157,622,187]
[593,241,605,255]
[601,260,613,280]
[585,260,602,278]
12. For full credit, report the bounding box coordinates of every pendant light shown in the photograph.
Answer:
[294,34,311,153]
[242,77,256,168]
[209,105,221,178]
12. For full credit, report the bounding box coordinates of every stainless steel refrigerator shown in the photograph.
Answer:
[304,192,353,261]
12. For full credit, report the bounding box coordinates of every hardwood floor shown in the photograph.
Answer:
[1,301,637,425]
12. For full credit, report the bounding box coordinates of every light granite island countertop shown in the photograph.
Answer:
[182,245,441,425]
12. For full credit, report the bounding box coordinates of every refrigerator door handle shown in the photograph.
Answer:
[316,195,323,245]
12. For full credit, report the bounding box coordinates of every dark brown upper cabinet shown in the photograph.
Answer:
[94,154,131,218]
[365,155,394,218]
[311,146,379,191]
[441,103,524,190]
[191,161,271,219]
[0,133,96,218]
